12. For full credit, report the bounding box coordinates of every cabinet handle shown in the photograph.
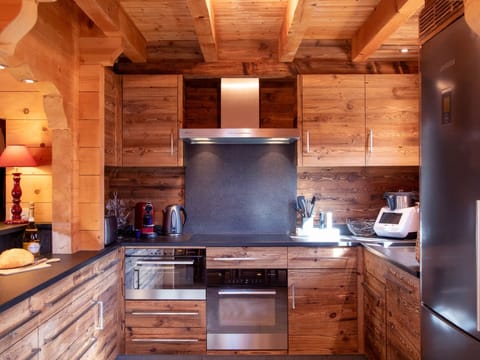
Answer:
[291,284,296,310]
[170,130,174,156]
[43,301,98,343]
[0,310,41,341]
[131,311,199,316]
[368,128,374,153]
[73,336,97,360]
[132,338,199,343]
[212,257,258,261]
[134,268,140,289]
[306,130,310,153]
[94,300,104,330]
[45,273,98,307]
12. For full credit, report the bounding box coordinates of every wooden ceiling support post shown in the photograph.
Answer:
[186,0,218,62]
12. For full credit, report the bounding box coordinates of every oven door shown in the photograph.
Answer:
[125,249,205,300]
[206,287,288,350]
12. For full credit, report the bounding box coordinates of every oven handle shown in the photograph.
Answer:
[135,260,194,265]
[218,289,277,296]
[212,257,259,261]
[132,338,199,343]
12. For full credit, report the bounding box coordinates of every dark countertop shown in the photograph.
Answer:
[0,233,419,314]
[0,246,117,313]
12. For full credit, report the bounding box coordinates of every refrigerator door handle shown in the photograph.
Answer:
[476,200,480,331]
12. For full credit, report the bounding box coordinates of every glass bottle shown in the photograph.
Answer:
[23,202,40,257]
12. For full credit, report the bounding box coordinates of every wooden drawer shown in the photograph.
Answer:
[207,247,288,268]
[0,328,39,360]
[0,297,40,354]
[125,300,206,328]
[288,247,357,269]
[125,327,206,354]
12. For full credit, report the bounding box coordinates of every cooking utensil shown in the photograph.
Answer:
[296,196,306,217]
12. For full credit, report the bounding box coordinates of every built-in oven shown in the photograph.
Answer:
[125,247,206,300]
[206,268,288,351]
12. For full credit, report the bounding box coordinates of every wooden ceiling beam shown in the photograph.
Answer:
[351,0,424,62]
[73,0,146,63]
[186,0,217,62]
[278,0,316,62]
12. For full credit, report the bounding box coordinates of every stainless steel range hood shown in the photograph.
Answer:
[180,78,299,144]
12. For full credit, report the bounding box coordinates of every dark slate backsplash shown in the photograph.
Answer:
[184,144,297,234]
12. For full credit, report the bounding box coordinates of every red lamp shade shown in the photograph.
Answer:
[0,145,37,167]
[0,145,37,224]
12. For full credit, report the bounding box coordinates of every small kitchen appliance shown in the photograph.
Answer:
[162,204,187,235]
[373,191,419,239]
[135,202,155,237]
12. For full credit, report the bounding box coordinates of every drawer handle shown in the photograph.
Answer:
[73,336,97,360]
[46,273,98,307]
[218,290,276,296]
[131,311,199,316]
[135,260,194,265]
[291,284,296,310]
[212,257,258,261]
[94,300,104,330]
[0,309,41,341]
[43,301,98,343]
[132,338,199,343]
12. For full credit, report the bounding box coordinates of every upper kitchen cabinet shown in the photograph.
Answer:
[122,75,183,167]
[365,74,419,166]
[300,74,419,167]
[301,74,366,167]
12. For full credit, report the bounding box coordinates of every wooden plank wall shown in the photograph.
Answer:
[105,166,184,226]
[297,166,419,225]
[0,71,52,223]
[104,165,418,229]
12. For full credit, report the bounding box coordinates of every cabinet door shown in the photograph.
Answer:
[123,75,181,166]
[301,74,365,167]
[363,272,387,360]
[385,269,420,360]
[288,269,358,354]
[365,74,419,166]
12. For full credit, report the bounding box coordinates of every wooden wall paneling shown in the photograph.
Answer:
[104,67,123,166]
[176,75,184,167]
[183,78,220,128]
[105,166,185,226]
[259,78,297,128]
[78,64,105,250]
[297,166,419,224]
[0,71,53,224]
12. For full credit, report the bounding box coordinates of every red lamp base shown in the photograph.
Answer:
[5,172,27,224]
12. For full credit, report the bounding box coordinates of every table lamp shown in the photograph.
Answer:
[0,145,37,224]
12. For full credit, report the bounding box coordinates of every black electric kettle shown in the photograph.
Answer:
[162,204,187,235]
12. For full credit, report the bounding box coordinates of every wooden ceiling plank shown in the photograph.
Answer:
[278,0,316,62]
[73,0,146,63]
[186,0,217,62]
[351,0,424,62]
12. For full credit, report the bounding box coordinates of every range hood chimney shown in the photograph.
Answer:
[180,78,299,144]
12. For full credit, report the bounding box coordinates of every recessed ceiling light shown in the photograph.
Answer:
[0,64,6,70]
[22,78,37,84]
[400,48,409,53]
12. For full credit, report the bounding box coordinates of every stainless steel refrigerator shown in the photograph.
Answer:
[421,15,480,358]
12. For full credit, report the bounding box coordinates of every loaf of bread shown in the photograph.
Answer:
[0,248,35,269]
